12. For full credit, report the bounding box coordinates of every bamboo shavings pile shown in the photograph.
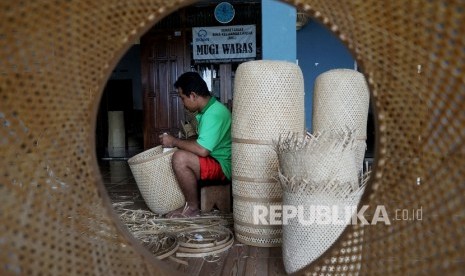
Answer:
[140,233,179,260]
[112,202,234,260]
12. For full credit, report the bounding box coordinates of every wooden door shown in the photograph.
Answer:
[141,33,187,149]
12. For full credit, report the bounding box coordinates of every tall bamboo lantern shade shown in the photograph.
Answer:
[312,69,370,172]
[231,60,305,247]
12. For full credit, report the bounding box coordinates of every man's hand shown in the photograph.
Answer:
[158,132,210,157]
[159,133,177,148]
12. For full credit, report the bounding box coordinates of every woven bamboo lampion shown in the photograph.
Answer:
[312,69,370,173]
[232,60,305,247]
[1,0,465,275]
[127,146,185,215]
[275,132,365,274]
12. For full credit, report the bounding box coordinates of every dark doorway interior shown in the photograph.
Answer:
[96,79,143,159]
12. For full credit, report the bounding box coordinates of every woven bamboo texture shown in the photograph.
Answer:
[1,0,465,275]
[127,146,185,215]
[277,131,359,186]
[313,69,370,173]
[275,131,365,274]
[282,191,365,274]
[232,60,305,247]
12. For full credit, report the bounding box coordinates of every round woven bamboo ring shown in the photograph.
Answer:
[177,228,233,249]
[154,234,179,260]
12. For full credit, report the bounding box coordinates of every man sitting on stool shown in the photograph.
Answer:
[159,72,232,218]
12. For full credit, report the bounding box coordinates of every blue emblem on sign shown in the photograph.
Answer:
[196,29,209,42]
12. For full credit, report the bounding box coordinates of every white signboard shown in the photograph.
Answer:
[192,25,256,62]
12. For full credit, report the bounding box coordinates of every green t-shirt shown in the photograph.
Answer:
[196,97,232,180]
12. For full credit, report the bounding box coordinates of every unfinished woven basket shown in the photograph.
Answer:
[277,131,359,187]
[232,60,305,247]
[312,69,370,173]
[127,146,185,215]
[275,131,365,273]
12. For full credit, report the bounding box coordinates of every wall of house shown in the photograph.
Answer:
[296,20,355,131]
[261,0,296,61]
[261,0,355,131]
[108,4,356,129]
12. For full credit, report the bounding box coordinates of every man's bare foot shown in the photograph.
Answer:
[165,203,200,218]
[164,205,185,218]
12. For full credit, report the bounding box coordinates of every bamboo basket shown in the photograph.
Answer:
[232,60,305,247]
[275,131,366,273]
[127,146,185,215]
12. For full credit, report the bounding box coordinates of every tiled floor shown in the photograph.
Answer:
[98,160,287,275]
[99,160,149,210]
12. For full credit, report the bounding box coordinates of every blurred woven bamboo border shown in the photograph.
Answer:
[1,0,465,275]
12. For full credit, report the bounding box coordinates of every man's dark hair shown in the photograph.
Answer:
[174,72,211,97]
